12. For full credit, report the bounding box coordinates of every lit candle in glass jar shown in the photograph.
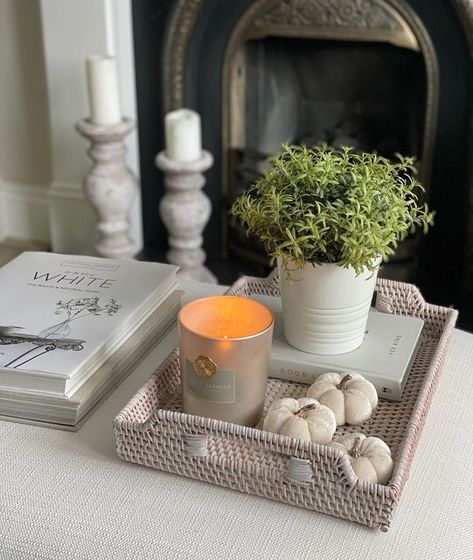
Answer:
[178,296,274,427]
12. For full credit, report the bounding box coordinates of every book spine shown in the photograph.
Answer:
[269,358,335,385]
[269,357,401,401]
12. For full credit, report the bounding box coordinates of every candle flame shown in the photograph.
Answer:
[218,335,233,352]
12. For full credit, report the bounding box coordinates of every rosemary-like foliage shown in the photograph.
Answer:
[231,145,434,274]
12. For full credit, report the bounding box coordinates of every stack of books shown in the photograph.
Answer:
[0,252,180,428]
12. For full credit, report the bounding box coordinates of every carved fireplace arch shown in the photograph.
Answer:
[221,0,438,193]
[164,0,443,187]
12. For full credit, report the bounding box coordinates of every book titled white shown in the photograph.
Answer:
[0,291,181,428]
[251,295,424,401]
[0,252,178,394]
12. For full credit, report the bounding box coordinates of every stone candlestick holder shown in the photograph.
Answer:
[76,118,137,259]
[155,150,217,284]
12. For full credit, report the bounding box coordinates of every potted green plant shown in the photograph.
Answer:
[231,145,434,355]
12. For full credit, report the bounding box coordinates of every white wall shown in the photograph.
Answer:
[0,0,51,185]
[0,0,51,243]
[0,0,143,255]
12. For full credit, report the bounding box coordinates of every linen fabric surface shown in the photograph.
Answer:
[1,281,472,560]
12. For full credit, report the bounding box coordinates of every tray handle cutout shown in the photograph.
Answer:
[184,434,208,457]
[285,457,313,485]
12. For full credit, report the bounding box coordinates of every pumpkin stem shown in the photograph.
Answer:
[337,374,353,390]
[295,403,317,418]
[350,436,363,458]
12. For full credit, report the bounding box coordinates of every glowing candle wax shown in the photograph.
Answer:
[178,296,274,427]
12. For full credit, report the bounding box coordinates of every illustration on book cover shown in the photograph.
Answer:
[0,297,122,370]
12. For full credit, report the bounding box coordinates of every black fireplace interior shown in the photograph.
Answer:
[242,39,425,158]
[132,0,473,328]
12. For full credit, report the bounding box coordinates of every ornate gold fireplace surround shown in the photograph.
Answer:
[162,0,473,313]
[165,0,439,185]
[164,0,438,276]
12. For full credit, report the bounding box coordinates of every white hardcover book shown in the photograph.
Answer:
[0,291,181,428]
[0,252,178,394]
[251,295,424,401]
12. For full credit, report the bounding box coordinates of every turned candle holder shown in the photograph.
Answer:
[155,150,217,284]
[76,118,137,259]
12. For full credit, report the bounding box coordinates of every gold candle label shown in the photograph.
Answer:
[186,359,235,403]
[193,355,217,378]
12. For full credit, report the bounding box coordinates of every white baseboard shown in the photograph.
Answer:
[47,182,97,255]
[0,180,50,243]
[48,182,143,256]
[0,179,143,256]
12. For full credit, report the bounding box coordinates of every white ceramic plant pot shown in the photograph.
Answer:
[279,258,380,355]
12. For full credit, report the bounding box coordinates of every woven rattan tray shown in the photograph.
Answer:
[113,273,457,531]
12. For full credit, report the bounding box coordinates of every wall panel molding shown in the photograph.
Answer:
[0,179,50,242]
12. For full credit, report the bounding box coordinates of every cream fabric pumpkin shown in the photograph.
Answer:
[307,372,378,426]
[331,432,394,484]
[263,397,336,444]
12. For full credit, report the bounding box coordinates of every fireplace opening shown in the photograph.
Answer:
[242,40,425,157]
[226,37,428,278]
